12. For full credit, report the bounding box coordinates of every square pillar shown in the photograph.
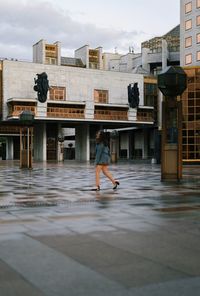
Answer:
[34,123,46,161]
[75,124,90,161]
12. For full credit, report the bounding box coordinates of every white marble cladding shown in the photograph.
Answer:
[85,101,94,119]
[37,101,47,118]
[128,109,137,121]
[2,59,144,121]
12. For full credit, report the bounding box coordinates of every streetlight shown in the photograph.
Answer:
[158,66,187,181]
[19,110,34,169]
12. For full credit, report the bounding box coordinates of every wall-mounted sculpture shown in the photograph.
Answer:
[127,82,140,108]
[33,72,49,103]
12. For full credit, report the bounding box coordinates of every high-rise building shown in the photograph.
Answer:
[180,0,200,162]
[180,0,200,66]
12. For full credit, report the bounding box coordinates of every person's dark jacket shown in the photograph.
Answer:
[95,143,111,165]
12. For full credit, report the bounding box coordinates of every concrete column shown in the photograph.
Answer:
[33,123,46,161]
[142,129,148,159]
[75,124,90,161]
[97,46,103,70]
[55,41,61,66]
[57,124,64,162]
[162,39,168,70]
[6,137,14,160]
[141,48,150,73]
[120,133,129,159]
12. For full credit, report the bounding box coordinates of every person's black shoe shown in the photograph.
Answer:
[113,181,120,190]
[95,186,100,191]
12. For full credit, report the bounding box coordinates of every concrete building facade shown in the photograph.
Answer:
[180,0,200,67]
[0,13,187,164]
[0,41,155,162]
[180,0,200,162]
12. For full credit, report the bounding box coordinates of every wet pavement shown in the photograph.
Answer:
[0,161,200,296]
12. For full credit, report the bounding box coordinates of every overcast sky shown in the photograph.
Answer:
[0,0,180,61]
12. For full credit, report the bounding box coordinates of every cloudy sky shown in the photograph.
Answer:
[0,0,180,61]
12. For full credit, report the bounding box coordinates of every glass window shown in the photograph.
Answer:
[185,2,192,13]
[197,33,200,43]
[197,0,200,8]
[185,19,192,30]
[185,36,192,47]
[49,87,66,100]
[45,57,57,65]
[197,51,200,61]
[185,53,192,64]
[94,90,108,103]
[197,15,200,26]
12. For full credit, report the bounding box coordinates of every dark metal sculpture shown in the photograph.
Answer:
[128,82,140,108]
[33,72,49,103]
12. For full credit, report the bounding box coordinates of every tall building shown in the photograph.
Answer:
[180,0,200,66]
[180,0,200,162]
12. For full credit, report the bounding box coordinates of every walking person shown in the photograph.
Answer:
[94,130,119,191]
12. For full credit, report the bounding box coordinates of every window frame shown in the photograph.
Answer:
[197,33,200,44]
[185,36,192,47]
[49,86,66,101]
[94,89,109,104]
[196,15,200,26]
[185,2,192,13]
[185,53,192,65]
[185,19,192,30]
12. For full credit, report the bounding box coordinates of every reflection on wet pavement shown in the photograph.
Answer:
[0,161,199,213]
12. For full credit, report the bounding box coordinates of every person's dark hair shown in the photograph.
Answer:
[96,130,108,146]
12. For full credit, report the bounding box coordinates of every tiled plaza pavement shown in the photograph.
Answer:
[0,160,200,296]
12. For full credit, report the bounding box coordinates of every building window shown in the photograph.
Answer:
[197,0,200,8]
[197,51,200,61]
[45,57,57,65]
[197,33,200,43]
[94,89,108,103]
[185,2,192,13]
[89,49,99,69]
[45,44,57,65]
[185,36,192,47]
[185,19,192,30]
[89,63,98,69]
[185,53,192,64]
[197,15,200,26]
[144,83,157,106]
[49,86,66,100]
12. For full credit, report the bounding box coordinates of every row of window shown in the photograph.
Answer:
[49,85,157,105]
[49,83,157,108]
[185,0,200,14]
[185,15,200,30]
[49,87,109,103]
[185,51,200,64]
[185,34,200,47]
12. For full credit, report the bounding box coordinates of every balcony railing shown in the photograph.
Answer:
[8,105,36,117]
[47,105,85,119]
[137,108,154,122]
[94,107,128,121]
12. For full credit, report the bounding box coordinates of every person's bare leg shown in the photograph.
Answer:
[102,165,116,184]
[95,165,102,188]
